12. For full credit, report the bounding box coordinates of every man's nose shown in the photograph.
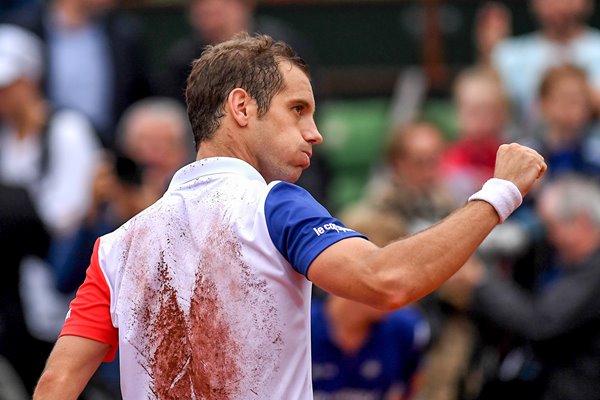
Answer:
[304,119,323,145]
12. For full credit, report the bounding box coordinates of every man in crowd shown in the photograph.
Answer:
[492,0,600,131]
[3,0,151,148]
[452,175,600,399]
[0,23,100,393]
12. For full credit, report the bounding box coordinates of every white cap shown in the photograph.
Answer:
[0,24,43,88]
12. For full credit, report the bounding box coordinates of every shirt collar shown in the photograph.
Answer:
[167,157,266,191]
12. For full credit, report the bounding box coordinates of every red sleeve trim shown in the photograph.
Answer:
[60,238,119,362]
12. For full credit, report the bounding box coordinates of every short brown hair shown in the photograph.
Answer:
[538,64,588,99]
[185,33,309,150]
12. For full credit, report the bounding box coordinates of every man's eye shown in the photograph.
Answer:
[293,106,303,114]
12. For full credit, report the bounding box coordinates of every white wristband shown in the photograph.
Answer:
[468,178,523,223]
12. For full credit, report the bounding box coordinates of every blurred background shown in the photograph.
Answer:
[3,1,600,399]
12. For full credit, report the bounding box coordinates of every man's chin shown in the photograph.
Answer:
[281,167,304,184]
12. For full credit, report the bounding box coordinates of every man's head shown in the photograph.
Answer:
[539,64,591,138]
[474,1,511,64]
[0,24,43,121]
[454,67,508,140]
[118,97,193,190]
[537,175,600,264]
[387,122,446,193]
[186,33,322,183]
[531,0,592,39]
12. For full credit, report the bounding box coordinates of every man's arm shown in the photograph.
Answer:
[308,143,546,310]
[33,336,110,400]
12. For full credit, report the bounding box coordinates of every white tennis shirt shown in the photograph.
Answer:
[62,157,365,399]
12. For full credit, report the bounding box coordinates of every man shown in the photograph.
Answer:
[34,34,546,399]
[0,24,99,237]
[492,0,600,131]
[0,23,99,392]
[116,97,193,196]
[3,0,151,148]
[452,175,600,399]
[312,211,427,400]
[157,0,317,103]
[312,295,427,400]
[357,121,455,235]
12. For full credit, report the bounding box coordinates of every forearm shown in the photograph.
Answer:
[309,200,500,310]
[310,143,546,310]
[370,200,499,308]
[34,370,88,400]
[33,336,109,400]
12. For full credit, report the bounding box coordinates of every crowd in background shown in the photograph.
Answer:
[1,0,600,399]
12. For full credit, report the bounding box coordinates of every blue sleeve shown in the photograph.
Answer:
[265,182,367,276]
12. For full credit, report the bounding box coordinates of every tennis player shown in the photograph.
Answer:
[34,33,546,399]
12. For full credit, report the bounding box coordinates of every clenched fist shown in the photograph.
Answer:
[493,143,547,196]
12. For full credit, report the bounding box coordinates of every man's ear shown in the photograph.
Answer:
[227,88,253,127]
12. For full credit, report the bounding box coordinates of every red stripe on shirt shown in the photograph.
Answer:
[60,238,118,362]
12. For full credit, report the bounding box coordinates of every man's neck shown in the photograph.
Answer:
[325,298,373,354]
[542,25,586,44]
[196,130,259,171]
[52,0,90,29]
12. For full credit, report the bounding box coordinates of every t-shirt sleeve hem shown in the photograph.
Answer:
[302,233,368,278]
[58,330,118,362]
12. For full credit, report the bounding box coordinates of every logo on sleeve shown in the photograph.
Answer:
[312,223,353,236]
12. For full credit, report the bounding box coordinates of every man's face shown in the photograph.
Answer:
[126,114,187,174]
[249,63,322,183]
[538,191,584,263]
[541,75,591,136]
[394,126,445,192]
[456,78,507,139]
[0,79,30,121]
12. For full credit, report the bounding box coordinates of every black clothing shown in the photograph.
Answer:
[473,249,600,400]
[0,184,50,393]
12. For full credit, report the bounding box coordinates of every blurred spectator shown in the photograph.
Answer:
[473,2,511,67]
[453,175,600,400]
[52,155,156,294]
[441,67,510,204]
[523,64,600,179]
[492,0,600,131]
[312,211,429,400]
[156,0,319,103]
[0,23,99,237]
[346,121,455,236]
[0,184,49,395]
[53,97,192,294]
[0,24,100,390]
[4,0,151,148]
[116,97,194,197]
[49,155,156,399]
[312,296,428,400]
